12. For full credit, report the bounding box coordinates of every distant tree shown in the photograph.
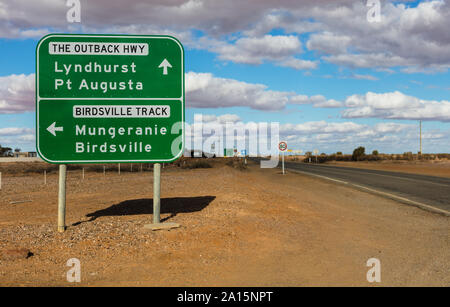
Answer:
[0,146,12,157]
[352,146,365,161]
[305,151,312,156]
[14,148,21,153]
[336,151,343,155]
[320,153,326,156]
[372,150,379,155]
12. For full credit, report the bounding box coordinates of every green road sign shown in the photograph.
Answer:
[36,34,184,164]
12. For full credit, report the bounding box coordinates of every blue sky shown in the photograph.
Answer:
[0,0,449,154]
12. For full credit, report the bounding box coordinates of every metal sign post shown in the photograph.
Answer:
[153,163,161,223]
[36,34,185,232]
[144,163,180,230]
[57,165,67,232]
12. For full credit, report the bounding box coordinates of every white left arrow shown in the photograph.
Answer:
[47,122,63,136]
[158,58,172,75]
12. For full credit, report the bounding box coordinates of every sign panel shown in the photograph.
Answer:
[224,148,234,157]
[36,34,184,163]
[278,141,287,152]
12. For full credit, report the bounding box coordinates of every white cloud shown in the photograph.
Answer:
[186,71,291,110]
[1,1,448,71]
[0,74,35,113]
[0,127,34,136]
[305,1,450,71]
[348,74,378,81]
[199,34,317,70]
[0,127,35,150]
[342,91,450,122]
[290,94,342,108]
[306,31,352,54]
[195,113,241,124]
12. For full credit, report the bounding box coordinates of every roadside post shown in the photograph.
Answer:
[36,34,185,232]
[241,149,247,165]
[278,141,287,174]
[0,172,2,190]
[314,149,319,163]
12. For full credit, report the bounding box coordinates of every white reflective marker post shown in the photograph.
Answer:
[282,152,285,175]
[57,164,67,232]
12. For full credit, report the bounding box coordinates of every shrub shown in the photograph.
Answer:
[372,150,379,155]
[182,160,212,169]
[403,152,414,161]
[352,146,365,161]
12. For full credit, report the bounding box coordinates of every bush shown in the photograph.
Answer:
[372,150,379,155]
[225,158,247,170]
[182,160,212,169]
[403,152,414,161]
[352,146,366,161]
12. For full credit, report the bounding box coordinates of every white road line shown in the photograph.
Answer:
[352,184,450,216]
[298,164,450,187]
[289,169,348,184]
[288,167,450,217]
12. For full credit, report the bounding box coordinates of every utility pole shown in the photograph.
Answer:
[419,120,422,155]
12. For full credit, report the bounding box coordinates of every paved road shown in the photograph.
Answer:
[280,161,450,215]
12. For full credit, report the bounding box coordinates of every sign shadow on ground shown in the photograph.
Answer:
[72,196,216,226]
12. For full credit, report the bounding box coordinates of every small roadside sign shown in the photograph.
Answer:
[278,141,287,175]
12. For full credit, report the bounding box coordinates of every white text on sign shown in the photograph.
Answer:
[73,105,170,118]
[49,42,149,55]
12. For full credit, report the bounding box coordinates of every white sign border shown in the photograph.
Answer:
[36,34,185,164]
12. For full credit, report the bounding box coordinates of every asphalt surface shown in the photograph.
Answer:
[280,161,450,214]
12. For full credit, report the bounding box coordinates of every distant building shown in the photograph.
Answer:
[13,151,37,158]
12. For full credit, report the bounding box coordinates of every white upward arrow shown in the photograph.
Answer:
[158,59,172,75]
[47,122,63,136]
